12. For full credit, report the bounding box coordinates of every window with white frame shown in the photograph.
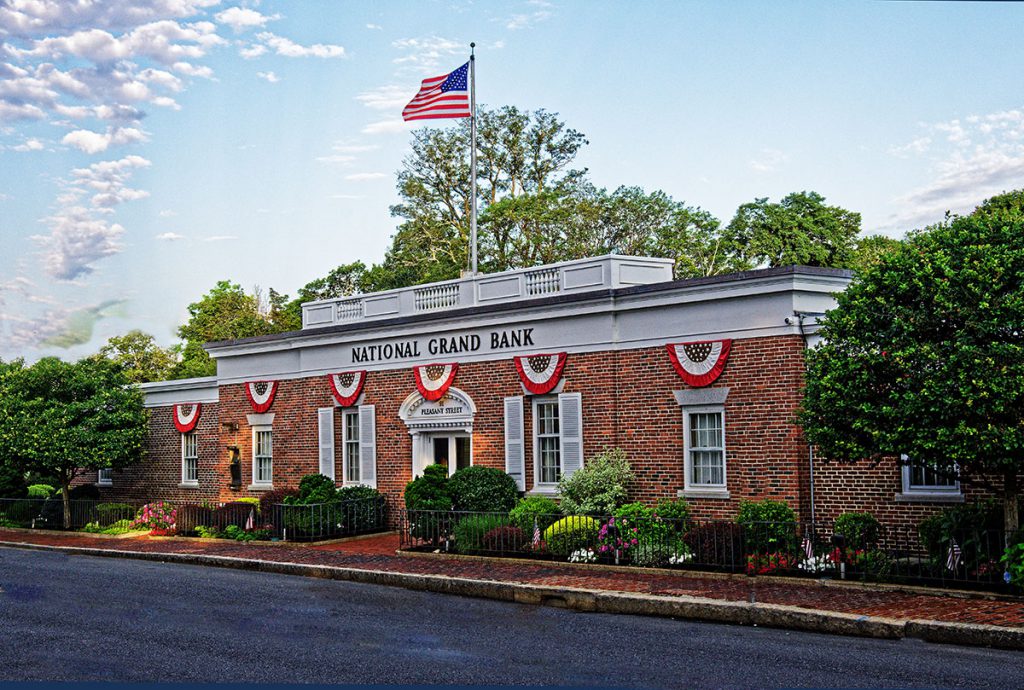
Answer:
[901,454,960,496]
[683,407,727,493]
[534,398,561,484]
[253,427,273,486]
[97,468,113,486]
[181,432,198,485]
[343,410,360,484]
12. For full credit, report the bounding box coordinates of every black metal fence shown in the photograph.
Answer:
[398,509,1023,594]
[0,498,142,530]
[0,496,388,543]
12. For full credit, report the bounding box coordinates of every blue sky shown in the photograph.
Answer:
[2,0,1023,362]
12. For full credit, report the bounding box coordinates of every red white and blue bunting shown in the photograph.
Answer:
[327,371,366,407]
[413,363,459,402]
[513,352,567,395]
[666,340,732,387]
[245,380,278,413]
[173,403,201,433]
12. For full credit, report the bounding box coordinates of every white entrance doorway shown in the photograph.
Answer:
[398,387,476,478]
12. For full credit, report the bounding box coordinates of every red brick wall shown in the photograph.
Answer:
[108,335,816,523]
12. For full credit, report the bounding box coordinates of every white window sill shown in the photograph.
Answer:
[895,491,963,504]
[247,484,273,491]
[178,482,200,489]
[96,482,113,487]
[527,486,559,497]
[678,488,731,500]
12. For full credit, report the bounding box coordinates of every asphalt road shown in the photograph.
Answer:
[1,547,1022,688]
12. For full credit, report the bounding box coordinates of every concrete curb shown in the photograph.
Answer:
[2,539,1020,650]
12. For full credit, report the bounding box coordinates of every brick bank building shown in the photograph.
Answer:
[96,256,973,526]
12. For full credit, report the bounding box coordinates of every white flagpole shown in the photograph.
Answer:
[469,42,478,275]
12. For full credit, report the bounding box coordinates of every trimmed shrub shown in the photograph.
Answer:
[834,512,882,549]
[482,525,526,552]
[259,487,299,512]
[336,485,381,502]
[654,498,691,532]
[557,448,634,516]
[453,514,509,553]
[297,474,337,503]
[336,486,385,533]
[448,466,519,513]
[736,499,798,555]
[543,516,600,557]
[685,522,744,568]
[27,484,54,499]
[404,464,452,512]
[509,495,560,534]
[94,502,135,527]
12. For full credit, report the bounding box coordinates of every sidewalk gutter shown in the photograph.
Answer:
[3,539,1022,650]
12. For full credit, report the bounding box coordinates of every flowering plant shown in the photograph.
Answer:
[745,551,796,575]
[596,516,640,558]
[130,501,176,533]
[568,548,597,563]
[798,553,832,573]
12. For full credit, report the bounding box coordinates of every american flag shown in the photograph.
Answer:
[802,535,814,561]
[946,539,962,571]
[532,517,541,549]
[402,62,471,121]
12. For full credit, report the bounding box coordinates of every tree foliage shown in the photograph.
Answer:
[172,280,278,379]
[94,329,177,383]
[0,356,147,526]
[800,191,1024,532]
[725,191,861,269]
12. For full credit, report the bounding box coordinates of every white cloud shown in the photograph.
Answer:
[155,232,185,241]
[748,148,789,173]
[392,36,464,71]
[204,235,238,242]
[172,61,214,78]
[255,32,345,58]
[884,108,1024,231]
[316,154,356,164]
[62,126,148,154]
[356,84,410,110]
[505,11,552,30]
[889,136,932,158]
[366,23,383,30]
[159,209,177,217]
[256,71,279,83]
[331,142,379,154]
[344,172,388,181]
[0,1,220,36]
[13,138,44,151]
[362,119,410,135]
[239,43,267,59]
[216,7,280,32]
[330,194,365,200]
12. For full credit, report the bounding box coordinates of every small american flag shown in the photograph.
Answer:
[532,517,541,548]
[946,539,962,571]
[802,535,814,561]
[402,62,471,121]
[245,509,254,531]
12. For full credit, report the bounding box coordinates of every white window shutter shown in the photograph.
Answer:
[504,396,525,490]
[317,407,335,480]
[358,404,377,488]
[558,392,583,478]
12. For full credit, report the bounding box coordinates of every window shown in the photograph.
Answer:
[253,428,273,486]
[343,410,360,484]
[97,468,113,486]
[530,393,582,490]
[535,399,561,484]
[683,406,727,496]
[900,454,960,500]
[181,432,198,485]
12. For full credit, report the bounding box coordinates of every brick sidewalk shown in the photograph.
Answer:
[3,528,1023,629]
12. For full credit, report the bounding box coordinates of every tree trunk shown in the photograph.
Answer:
[61,481,71,530]
[1004,470,1019,548]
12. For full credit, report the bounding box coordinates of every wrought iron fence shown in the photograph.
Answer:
[0,498,142,530]
[0,495,389,543]
[398,509,1023,594]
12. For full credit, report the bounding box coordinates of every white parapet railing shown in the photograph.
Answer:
[300,255,675,329]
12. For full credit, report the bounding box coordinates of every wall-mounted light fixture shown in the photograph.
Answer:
[221,421,239,433]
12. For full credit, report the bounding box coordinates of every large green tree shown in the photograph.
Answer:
[725,191,861,269]
[94,330,177,383]
[0,357,147,527]
[800,191,1024,536]
[172,281,278,379]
